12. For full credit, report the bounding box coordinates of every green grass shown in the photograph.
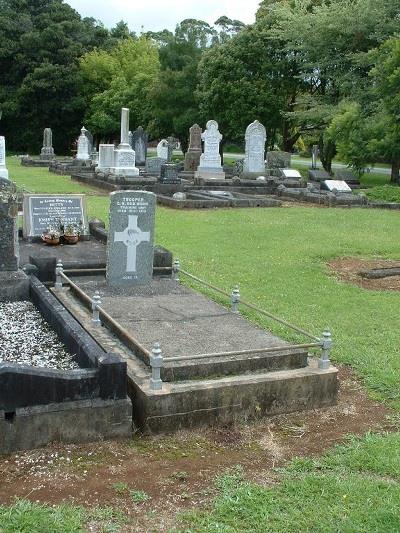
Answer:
[180,433,400,532]
[364,185,400,203]
[0,500,124,532]
[7,157,102,195]
[3,159,400,531]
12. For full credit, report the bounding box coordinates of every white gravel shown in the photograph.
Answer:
[0,301,78,370]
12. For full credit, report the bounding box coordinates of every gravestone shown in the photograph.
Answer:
[321,180,352,193]
[311,145,319,169]
[106,191,156,287]
[145,157,165,177]
[0,183,18,270]
[334,169,360,188]
[167,136,177,162]
[243,120,266,177]
[0,136,9,181]
[195,120,225,180]
[266,151,291,169]
[76,127,91,161]
[281,169,302,179]
[111,108,139,177]
[23,194,88,238]
[184,124,202,171]
[40,128,55,160]
[131,126,148,166]
[97,144,115,172]
[308,169,331,182]
[157,139,169,160]
[160,163,181,184]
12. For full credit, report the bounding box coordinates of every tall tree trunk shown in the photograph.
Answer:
[390,158,400,184]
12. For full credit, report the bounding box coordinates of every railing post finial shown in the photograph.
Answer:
[92,290,102,326]
[172,259,180,283]
[231,285,240,314]
[319,328,332,370]
[55,259,63,289]
[150,342,164,390]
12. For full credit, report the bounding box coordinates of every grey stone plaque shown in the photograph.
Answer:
[145,156,166,177]
[106,191,156,286]
[321,180,352,193]
[23,194,88,237]
[160,163,181,184]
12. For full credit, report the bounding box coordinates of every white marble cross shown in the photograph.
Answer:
[114,215,150,272]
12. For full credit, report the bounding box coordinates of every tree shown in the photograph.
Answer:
[197,20,304,150]
[0,0,111,152]
[80,37,159,141]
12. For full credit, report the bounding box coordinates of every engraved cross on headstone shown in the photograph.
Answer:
[114,215,150,273]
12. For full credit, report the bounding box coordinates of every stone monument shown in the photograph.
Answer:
[106,191,156,287]
[311,145,319,170]
[131,126,148,166]
[184,124,202,172]
[40,128,55,160]
[0,136,9,182]
[96,109,139,179]
[243,120,267,177]
[167,136,178,162]
[157,139,169,160]
[110,108,139,177]
[0,183,18,270]
[266,151,291,170]
[76,127,91,161]
[195,120,225,180]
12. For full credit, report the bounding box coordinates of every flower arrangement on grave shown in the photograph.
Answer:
[62,221,84,244]
[41,227,61,245]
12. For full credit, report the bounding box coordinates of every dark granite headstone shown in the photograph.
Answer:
[131,126,148,166]
[308,169,331,182]
[23,194,88,238]
[106,191,156,287]
[266,151,291,169]
[160,163,181,184]
[145,157,166,177]
[184,124,202,171]
[0,185,19,271]
[334,169,360,188]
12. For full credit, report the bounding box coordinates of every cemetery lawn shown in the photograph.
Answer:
[3,160,400,531]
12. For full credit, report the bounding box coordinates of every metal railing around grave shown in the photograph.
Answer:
[54,259,333,392]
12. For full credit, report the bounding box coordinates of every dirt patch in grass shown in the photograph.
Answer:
[0,366,396,531]
[328,257,400,291]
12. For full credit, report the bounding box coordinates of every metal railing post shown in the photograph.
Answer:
[319,328,332,370]
[150,343,164,390]
[55,259,63,289]
[172,259,180,282]
[231,285,240,314]
[91,291,102,326]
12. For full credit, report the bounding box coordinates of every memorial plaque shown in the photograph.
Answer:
[145,156,166,177]
[106,191,156,286]
[321,180,352,193]
[160,163,181,184]
[281,169,302,179]
[23,194,88,237]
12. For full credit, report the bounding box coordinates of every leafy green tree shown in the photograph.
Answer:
[80,37,159,141]
[0,0,111,152]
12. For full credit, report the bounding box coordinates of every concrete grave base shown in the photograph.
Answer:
[0,398,132,454]
[195,169,226,180]
[136,360,338,433]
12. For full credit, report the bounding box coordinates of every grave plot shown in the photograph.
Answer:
[157,190,281,208]
[47,190,338,434]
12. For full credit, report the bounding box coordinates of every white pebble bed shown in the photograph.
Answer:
[0,301,78,370]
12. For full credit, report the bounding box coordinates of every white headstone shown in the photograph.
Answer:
[281,169,302,179]
[76,127,91,161]
[0,137,9,181]
[157,140,169,160]
[195,120,225,179]
[111,108,139,177]
[243,120,266,174]
[323,180,352,193]
[97,144,115,171]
